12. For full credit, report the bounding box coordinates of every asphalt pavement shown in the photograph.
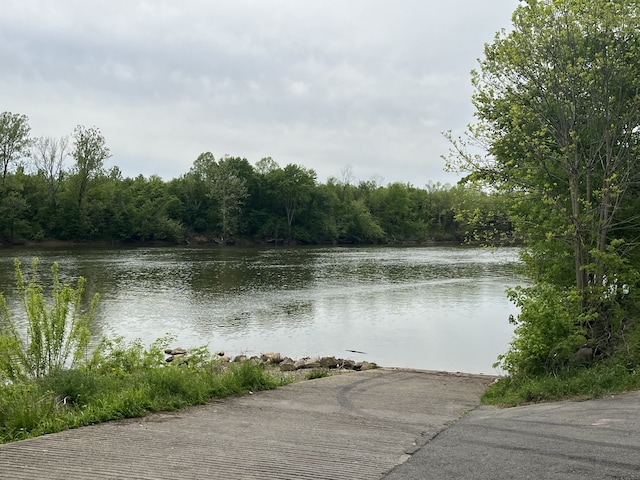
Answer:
[1,368,638,479]
[384,389,640,480]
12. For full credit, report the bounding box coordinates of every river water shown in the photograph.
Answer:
[0,245,523,374]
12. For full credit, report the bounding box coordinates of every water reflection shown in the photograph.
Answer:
[0,245,522,374]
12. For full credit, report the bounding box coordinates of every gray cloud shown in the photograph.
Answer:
[1,0,518,186]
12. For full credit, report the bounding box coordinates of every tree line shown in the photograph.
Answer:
[0,113,510,246]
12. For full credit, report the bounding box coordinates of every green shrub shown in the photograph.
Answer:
[496,283,586,377]
[205,360,279,398]
[0,258,99,381]
[85,335,170,375]
[306,368,329,380]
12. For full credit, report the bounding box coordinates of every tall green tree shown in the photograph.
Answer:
[209,155,248,244]
[447,0,640,373]
[71,125,110,209]
[192,153,249,243]
[266,164,317,243]
[0,112,31,181]
[250,157,283,240]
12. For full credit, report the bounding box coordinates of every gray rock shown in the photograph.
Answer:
[166,353,191,365]
[261,352,282,364]
[354,361,376,371]
[167,347,187,356]
[295,358,321,369]
[340,359,356,369]
[573,346,593,365]
[319,356,339,368]
[279,358,297,371]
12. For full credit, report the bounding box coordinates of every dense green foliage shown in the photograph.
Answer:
[0,114,512,245]
[448,0,640,402]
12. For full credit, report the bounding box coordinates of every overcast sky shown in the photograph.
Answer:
[1,1,518,187]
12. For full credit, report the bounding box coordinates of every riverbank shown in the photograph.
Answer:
[0,352,278,443]
[0,344,379,445]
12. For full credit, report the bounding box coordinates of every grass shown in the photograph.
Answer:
[0,359,285,444]
[306,367,330,380]
[482,362,640,406]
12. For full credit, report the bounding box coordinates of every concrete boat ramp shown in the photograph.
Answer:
[1,368,638,479]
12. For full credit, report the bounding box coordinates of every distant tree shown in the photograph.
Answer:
[339,164,355,186]
[254,156,279,175]
[71,125,110,208]
[267,164,317,243]
[125,174,182,242]
[192,153,249,243]
[366,183,411,240]
[0,112,31,181]
[210,156,248,244]
[0,187,28,242]
[96,167,132,242]
[422,182,456,239]
[32,135,69,207]
[339,197,385,243]
[191,151,216,177]
[173,172,210,232]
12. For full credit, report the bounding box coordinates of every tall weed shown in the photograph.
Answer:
[0,258,99,381]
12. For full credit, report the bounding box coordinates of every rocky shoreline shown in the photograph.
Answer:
[164,348,377,372]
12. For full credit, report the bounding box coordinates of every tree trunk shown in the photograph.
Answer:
[568,150,587,293]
